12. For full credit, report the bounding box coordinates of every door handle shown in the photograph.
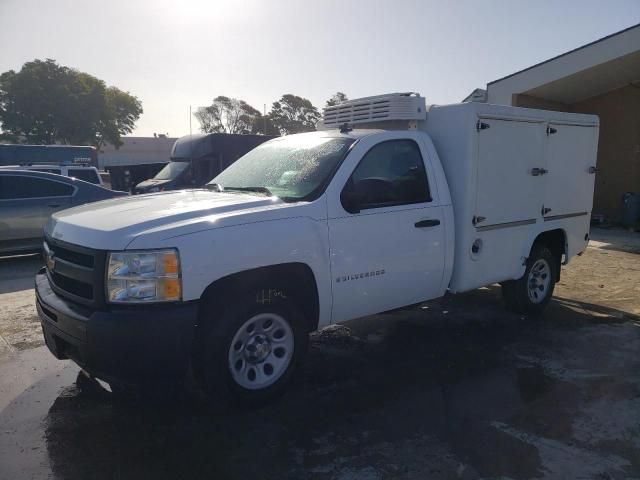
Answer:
[415,219,440,228]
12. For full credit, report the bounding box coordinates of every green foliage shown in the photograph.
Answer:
[250,113,278,136]
[195,96,265,134]
[325,92,348,107]
[0,59,142,147]
[269,94,321,135]
[197,92,330,137]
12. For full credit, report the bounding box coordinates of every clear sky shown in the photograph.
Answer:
[1,0,639,137]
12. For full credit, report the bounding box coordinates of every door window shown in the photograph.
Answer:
[342,139,430,211]
[0,175,74,199]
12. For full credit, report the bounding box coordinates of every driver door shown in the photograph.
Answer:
[326,133,446,323]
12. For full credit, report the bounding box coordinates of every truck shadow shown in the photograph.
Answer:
[5,287,639,480]
[0,253,42,294]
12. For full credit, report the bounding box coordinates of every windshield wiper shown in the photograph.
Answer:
[219,186,273,197]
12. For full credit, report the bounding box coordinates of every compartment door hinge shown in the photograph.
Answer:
[476,121,490,131]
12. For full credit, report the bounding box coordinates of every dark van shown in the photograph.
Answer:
[134,133,275,194]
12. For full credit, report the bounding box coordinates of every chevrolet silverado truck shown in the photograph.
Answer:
[36,93,599,403]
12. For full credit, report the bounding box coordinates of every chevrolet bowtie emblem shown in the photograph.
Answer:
[46,250,56,271]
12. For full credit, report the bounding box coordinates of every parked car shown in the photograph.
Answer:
[0,163,103,185]
[0,170,127,256]
[35,93,599,404]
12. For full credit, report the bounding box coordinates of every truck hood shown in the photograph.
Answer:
[46,189,298,250]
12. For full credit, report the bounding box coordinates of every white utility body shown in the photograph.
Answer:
[423,101,598,293]
[37,93,599,401]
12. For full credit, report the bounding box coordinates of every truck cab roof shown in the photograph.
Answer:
[320,129,385,139]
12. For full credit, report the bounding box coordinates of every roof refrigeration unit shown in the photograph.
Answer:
[320,92,427,131]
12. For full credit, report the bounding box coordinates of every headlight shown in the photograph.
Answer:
[106,249,181,303]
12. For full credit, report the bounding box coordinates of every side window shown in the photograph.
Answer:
[341,139,431,212]
[0,176,74,199]
[69,169,100,184]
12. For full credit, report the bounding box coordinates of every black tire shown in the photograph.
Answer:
[502,244,557,314]
[197,292,308,406]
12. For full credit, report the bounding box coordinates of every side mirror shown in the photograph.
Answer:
[340,188,361,214]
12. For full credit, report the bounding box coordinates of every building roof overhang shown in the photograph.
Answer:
[487,23,640,105]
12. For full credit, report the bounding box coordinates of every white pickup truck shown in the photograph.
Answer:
[36,93,599,403]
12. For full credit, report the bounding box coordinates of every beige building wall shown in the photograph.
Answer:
[571,86,640,220]
[512,94,570,112]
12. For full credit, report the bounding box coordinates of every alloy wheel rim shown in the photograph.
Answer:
[228,313,294,390]
[527,258,551,304]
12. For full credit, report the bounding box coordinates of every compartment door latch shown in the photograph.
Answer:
[472,215,486,226]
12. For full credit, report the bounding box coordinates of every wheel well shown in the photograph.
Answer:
[198,263,320,333]
[533,229,566,281]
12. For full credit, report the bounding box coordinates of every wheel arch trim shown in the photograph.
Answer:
[198,262,321,333]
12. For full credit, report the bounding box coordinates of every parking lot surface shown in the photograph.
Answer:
[0,228,639,479]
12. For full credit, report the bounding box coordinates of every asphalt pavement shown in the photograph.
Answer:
[0,230,638,479]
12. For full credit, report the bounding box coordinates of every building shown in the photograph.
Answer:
[462,88,487,103]
[99,135,177,191]
[99,135,176,170]
[474,23,640,221]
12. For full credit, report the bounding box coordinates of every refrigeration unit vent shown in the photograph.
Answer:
[322,92,426,128]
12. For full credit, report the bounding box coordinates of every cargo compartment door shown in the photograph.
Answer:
[543,123,597,218]
[475,118,545,227]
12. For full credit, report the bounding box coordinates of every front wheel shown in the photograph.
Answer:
[227,312,296,392]
[198,296,307,405]
[502,244,557,314]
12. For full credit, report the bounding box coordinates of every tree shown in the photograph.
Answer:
[0,59,142,147]
[269,94,321,135]
[195,96,263,134]
[325,92,348,107]
[250,113,278,136]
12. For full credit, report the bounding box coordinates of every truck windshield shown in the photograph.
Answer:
[209,135,354,201]
[154,161,189,180]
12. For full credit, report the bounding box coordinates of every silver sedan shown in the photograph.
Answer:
[0,170,127,256]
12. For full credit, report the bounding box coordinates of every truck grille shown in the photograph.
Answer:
[50,271,93,299]
[49,244,94,269]
[44,237,106,308]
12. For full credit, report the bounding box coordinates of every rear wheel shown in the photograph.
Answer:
[502,244,557,314]
[198,294,307,405]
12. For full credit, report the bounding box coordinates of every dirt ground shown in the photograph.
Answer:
[0,228,639,479]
